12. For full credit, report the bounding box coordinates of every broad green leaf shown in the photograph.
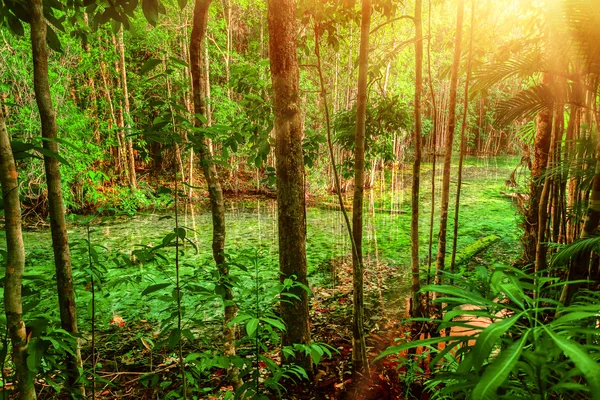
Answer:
[142,0,159,26]
[7,14,24,36]
[35,147,70,166]
[46,24,62,52]
[141,282,171,296]
[472,331,529,400]
[472,312,524,369]
[246,318,259,337]
[140,58,162,75]
[261,317,285,332]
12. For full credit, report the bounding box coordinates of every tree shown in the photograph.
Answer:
[410,0,423,318]
[189,0,241,389]
[0,107,37,400]
[116,27,137,189]
[449,0,475,273]
[29,0,83,391]
[351,0,371,376]
[267,0,313,374]
[434,0,464,288]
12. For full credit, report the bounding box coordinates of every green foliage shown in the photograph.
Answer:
[379,266,600,400]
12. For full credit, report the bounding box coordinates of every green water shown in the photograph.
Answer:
[0,156,522,332]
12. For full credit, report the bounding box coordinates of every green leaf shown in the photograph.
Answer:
[175,227,186,239]
[544,326,600,400]
[46,24,62,52]
[142,0,159,26]
[140,58,162,75]
[472,312,523,369]
[246,318,259,337]
[169,56,189,68]
[376,336,470,360]
[35,147,70,166]
[261,317,285,332]
[177,0,187,9]
[472,331,529,400]
[7,14,24,36]
[141,283,171,296]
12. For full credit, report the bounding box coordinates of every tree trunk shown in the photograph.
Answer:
[434,0,464,286]
[267,0,313,375]
[30,0,83,392]
[449,0,475,273]
[0,108,37,400]
[426,0,438,288]
[410,0,424,317]
[524,73,552,265]
[117,28,137,189]
[561,113,600,305]
[351,0,371,376]
[190,0,241,389]
[535,106,560,273]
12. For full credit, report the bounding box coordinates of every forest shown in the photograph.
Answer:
[0,0,599,398]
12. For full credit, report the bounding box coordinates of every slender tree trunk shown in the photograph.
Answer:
[434,0,464,286]
[410,0,424,317]
[314,22,356,277]
[449,0,475,273]
[267,0,313,375]
[351,0,371,376]
[190,0,241,389]
[0,108,37,400]
[561,107,600,305]
[426,0,438,288]
[117,28,137,189]
[30,0,83,392]
[535,106,560,273]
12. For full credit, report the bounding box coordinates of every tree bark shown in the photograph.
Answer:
[117,28,137,189]
[411,0,424,317]
[524,73,552,265]
[434,0,464,286]
[190,0,241,390]
[30,0,83,392]
[561,112,600,305]
[352,0,371,376]
[0,108,37,400]
[426,0,438,288]
[267,0,313,375]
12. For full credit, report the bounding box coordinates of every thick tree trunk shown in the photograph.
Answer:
[524,73,552,265]
[411,0,424,317]
[434,0,464,286]
[30,0,83,392]
[0,109,37,400]
[449,0,475,273]
[190,0,241,389]
[117,29,137,189]
[267,0,313,375]
[351,0,371,376]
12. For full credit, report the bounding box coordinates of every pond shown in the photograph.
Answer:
[1,156,522,335]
